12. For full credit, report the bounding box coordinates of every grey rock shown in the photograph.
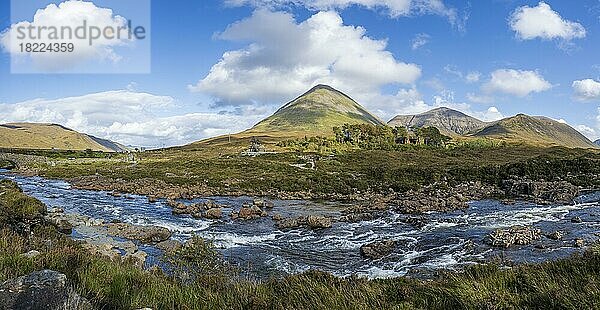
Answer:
[0,270,92,310]
[360,240,396,259]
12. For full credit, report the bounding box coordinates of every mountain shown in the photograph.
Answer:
[595,139,600,147]
[0,123,128,152]
[472,115,597,149]
[247,84,385,135]
[388,107,486,137]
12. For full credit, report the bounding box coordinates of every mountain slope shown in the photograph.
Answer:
[0,123,127,152]
[388,107,486,137]
[595,139,600,147]
[472,115,597,149]
[247,84,385,135]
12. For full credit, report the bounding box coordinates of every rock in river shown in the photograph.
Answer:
[486,226,541,248]
[360,240,396,260]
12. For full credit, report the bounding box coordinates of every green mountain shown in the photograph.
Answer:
[472,115,597,149]
[247,84,384,135]
[388,107,486,137]
[0,123,128,152]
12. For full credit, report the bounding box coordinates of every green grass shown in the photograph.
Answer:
[28,145,600,199]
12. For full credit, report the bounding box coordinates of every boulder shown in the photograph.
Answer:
[276,218,300,229]
[271,213,284,221]
[204,208,223,219]
[0,270,92,310]
[106,223,171,244]
[254,198,274,209]
[546,231,563,240]
[306,215,332,229]
[360,240,396,259]
[574,238,585,248]
[571,216,583,223]
[20,250,41,259]
[233,206,266,220]
[486,226,541,248]
[156,239,183,254]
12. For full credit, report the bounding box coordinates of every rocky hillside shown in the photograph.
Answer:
[0,123,127,152]
[247,84,384,135]
[388,107,486,137]
[472,115,597,149]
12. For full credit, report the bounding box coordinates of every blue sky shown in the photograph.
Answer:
[1,0,599,147]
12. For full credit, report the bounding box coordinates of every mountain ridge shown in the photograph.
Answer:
[388,107,486,137]
[246,84,385,135]
[471,114,597,149]
[0,123,127,152]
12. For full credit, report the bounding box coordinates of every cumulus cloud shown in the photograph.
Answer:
[0,91,262,147]
[483,69,552,97]
[411,33,430,50]
[509,2,586,42]
[466,92,494,104]
[572,79,600,101]
[190,10,421,106]
[0,0,135,72]
[225,0,461,24]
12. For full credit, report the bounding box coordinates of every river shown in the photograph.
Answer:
[2,171,600,279]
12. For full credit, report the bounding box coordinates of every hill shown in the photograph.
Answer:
[472,115,597,149]
[247,84,384,135]
[388,107,486,137]
[0,123,127,152]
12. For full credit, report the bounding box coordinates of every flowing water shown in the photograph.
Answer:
[2,171,600,279]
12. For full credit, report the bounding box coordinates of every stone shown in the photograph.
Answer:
[276,218,300,229]
[205,208,223,219]
[156,239,183,254]
[106,223,172,244]
[271,213,284,221]
[48,207,64,214]
[45,216,73,234]
[20,250,41,258]
[486,226,541,248]
[306,215,332,229]
[571,216,583,223]
[0,270,92,310]
[360,240,396,259]
[574,239,585,248]
[546,231,563,240]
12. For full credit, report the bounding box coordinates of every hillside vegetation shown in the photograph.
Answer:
[0,123,126,152]
[472,114,597,149]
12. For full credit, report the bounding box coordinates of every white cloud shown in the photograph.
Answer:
[483,69,552,97]
[465,71,481,83]
[466,92,494,104]
[0,0,133,72]
[572,79,600,101]
[0,91,262,147]
[190,10,421,106]
[576,124,596,138]
[411,33,430,50]
[225,0,461,24]
[509,2,586,41]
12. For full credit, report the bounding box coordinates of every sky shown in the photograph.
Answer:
[1,0,600,147]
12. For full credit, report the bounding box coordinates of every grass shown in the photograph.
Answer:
[24,145,600,199]
[2,179,600,309]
